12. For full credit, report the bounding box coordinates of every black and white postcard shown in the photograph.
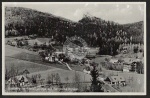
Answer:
[2,2,146,95]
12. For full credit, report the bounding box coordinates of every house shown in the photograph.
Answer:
[6,77,19,87]
[109,59,118,64]
[44,53,58,62]
[121,46,129,54]
[123,58,143,72]
[7,75,29,87]
[105,76,126,86]
[16,75,29,86]
[83,68,90,74]
[23,36,30,40]
[11,41,18,47]
[123,64,131,72]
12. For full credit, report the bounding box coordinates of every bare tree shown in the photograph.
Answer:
[73,71,81,90]
[65,76,69,90]
[55,73,61,85]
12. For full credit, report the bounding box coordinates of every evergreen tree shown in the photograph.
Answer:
[90,62,103,92]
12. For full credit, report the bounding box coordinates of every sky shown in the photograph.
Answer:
[4,2,145,24]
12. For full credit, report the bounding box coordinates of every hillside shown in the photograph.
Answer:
[5,7,144,55]
[5,7,75,26]
[5,7,76,37]
[123,21,144,43]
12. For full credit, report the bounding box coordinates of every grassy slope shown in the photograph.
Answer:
[5,44,69,72]
[5,57,55,73]
[5,44,55,73]
[27,69,92,83]
[5,45,38,56]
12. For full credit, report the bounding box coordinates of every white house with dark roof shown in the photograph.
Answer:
[105,76,126,86]
[7,75,29,87]
[109,59,118,64]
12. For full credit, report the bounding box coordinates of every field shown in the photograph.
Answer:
[5,57,55,73]
[27,69,92,83]
[5,45,69,70]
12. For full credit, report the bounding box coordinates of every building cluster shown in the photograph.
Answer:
[108,56,144,73]
[118,43,144,54]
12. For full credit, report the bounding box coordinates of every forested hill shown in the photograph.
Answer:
[5,7,77,37]
[5,7,144,55]
[123,21,144,43]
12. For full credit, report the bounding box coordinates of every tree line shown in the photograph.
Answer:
[5,7,144,56]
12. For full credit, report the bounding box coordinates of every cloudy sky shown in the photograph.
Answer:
[4,2,145,24]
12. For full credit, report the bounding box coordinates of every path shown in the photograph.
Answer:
[58,61,72,71]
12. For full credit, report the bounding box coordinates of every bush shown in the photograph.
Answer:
[136,61,144,74]
[133,46,138,53]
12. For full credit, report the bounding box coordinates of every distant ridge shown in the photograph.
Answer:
[5,7,143,44]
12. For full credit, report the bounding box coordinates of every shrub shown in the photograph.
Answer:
[133,46,138,53]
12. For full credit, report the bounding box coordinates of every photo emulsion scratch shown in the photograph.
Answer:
[2,2,146,95]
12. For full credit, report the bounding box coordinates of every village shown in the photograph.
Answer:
[3,4,145,93]
[5,35,144,92]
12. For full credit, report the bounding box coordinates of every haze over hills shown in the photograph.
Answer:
[5,7,144,48]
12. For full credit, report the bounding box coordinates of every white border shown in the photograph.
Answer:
[2,2,146,95]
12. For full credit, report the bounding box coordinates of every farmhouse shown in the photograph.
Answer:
[7,75,29,87]
[109,59,118,64]
[44,52,59,62]
[11,40,18,46]
[123,63,131,72]
[6,77,19,87]
[105,76,126,86]
[122,57,143,72]
[83,68,90,74]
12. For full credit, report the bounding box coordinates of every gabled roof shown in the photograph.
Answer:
[107,76,125,82]
[109,59,118,63]
[15,75,28,82]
